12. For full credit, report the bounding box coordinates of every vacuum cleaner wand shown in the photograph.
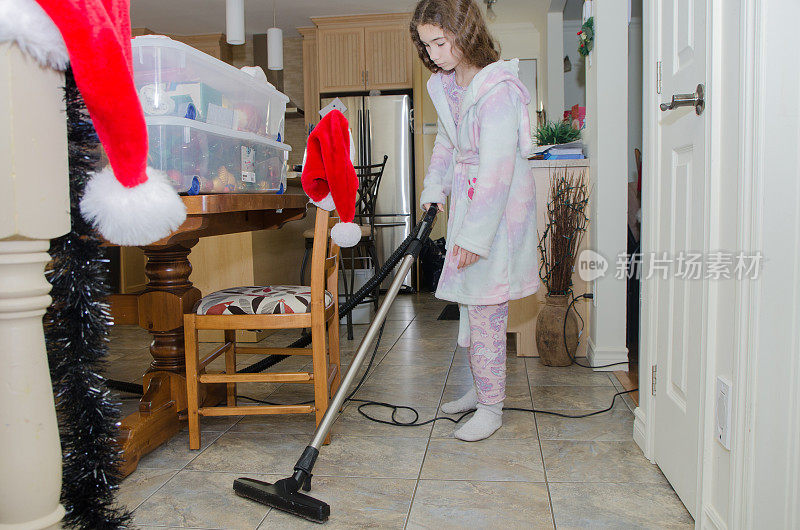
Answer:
[233,206,439,523]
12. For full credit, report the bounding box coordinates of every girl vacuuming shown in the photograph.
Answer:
[411,0,540,441]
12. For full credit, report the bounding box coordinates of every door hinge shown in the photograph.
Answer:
[656,61,662,94]
[651,365,657,396]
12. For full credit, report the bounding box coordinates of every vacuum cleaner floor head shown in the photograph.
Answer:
[233,477,330,524]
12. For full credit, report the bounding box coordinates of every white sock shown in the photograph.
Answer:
[441,387,478,414]
[453,402,503,441]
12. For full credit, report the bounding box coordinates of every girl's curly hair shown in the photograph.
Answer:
[410,0,501,73]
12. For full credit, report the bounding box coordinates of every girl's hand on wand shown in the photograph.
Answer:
[422,202,445,213]
[453,245,480,269]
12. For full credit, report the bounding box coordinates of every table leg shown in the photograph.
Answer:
[116,240,226,476]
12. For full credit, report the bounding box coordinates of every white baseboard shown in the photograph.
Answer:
[633,406,653,461]
[587,336,629,371]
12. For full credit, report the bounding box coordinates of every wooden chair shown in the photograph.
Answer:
[183,206,341,450]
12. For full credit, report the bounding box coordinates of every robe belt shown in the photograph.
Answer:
[454,152,480,166]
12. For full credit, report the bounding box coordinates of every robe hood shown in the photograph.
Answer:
[428,58,534,158]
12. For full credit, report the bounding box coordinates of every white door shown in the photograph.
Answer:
[651,0,708,517]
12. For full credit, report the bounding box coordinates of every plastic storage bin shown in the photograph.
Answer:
[147,116,290,194]
[132,35,288,141]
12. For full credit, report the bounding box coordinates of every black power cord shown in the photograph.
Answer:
[110,205,638,425]
[114,293,639,423]
[116,295,639,423]
[348,291,639,425]
[565,292,633,369]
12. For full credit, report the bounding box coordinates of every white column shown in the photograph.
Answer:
[583,1,630,370]
[0,42,70,528]
[546,10,565,123]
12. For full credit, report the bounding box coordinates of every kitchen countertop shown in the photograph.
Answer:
[528,158,590,168]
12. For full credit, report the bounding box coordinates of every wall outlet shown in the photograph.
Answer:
[715,376,732,450]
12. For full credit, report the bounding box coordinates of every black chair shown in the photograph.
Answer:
[301,155,388,339]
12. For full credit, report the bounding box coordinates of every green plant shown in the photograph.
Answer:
[534,120,581,146]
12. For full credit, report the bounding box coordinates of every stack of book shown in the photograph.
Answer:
[532,140,585,160]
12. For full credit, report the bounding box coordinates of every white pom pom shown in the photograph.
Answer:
[331,222,362,248]
[0,0,69,70]
[80,166,187,246]
[311,193,336,211]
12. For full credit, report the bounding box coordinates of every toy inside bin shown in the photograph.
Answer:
[132,35,292,194]
[147,117,290,194]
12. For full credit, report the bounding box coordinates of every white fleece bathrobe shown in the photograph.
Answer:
[419,59,541,345]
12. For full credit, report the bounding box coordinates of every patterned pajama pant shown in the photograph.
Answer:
[467,302,509,405]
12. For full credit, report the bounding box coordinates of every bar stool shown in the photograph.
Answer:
[300,155,388,339]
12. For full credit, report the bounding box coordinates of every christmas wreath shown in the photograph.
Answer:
[578,17,594,57]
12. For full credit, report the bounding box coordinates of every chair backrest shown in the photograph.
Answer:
[353,155,388,231]
[309,207,340,308]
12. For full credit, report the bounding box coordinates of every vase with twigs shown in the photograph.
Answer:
[536,169,590,365]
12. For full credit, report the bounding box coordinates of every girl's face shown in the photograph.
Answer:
[417,24,462,71]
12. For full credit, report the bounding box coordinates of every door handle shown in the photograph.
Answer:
[660,83,704,115]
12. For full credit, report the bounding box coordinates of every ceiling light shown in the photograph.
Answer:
[225,0,245,45]
[484,0,498,21]
[267,0,283,70]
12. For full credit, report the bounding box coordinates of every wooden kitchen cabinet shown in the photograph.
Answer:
[310,13,413,93]
[316,26,366,92]
[298,27,320,131]
[364,23,414,90]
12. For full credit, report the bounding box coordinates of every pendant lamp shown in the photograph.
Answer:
[484,0,498,21]
[267,0,283,70]
[226,0,245,45]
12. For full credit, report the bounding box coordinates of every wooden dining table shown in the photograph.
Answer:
[111,192,309,476]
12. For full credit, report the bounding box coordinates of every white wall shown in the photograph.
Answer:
[490,22,545,112]
[698,1,741,523]
[545,11,564,122]
[563,19,585,109]
[584,0,629,369]
[711,0,800,527]
[746,1,800,523]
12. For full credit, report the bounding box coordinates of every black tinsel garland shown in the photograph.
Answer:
[43,69,132,529]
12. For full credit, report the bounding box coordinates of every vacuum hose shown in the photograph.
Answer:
[237,208,431,374]
[107,207,432,396]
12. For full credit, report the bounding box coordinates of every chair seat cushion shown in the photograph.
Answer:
[196,286,333,316]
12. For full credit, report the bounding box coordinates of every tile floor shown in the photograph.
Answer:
[105,293,693,529]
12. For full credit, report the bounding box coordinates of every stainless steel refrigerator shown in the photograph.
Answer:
[320,94,414,290]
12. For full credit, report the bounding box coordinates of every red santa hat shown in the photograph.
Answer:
[301,110,361,248]
[0,0,186,246]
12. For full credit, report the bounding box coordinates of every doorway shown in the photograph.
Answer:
[618,1,644,406]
